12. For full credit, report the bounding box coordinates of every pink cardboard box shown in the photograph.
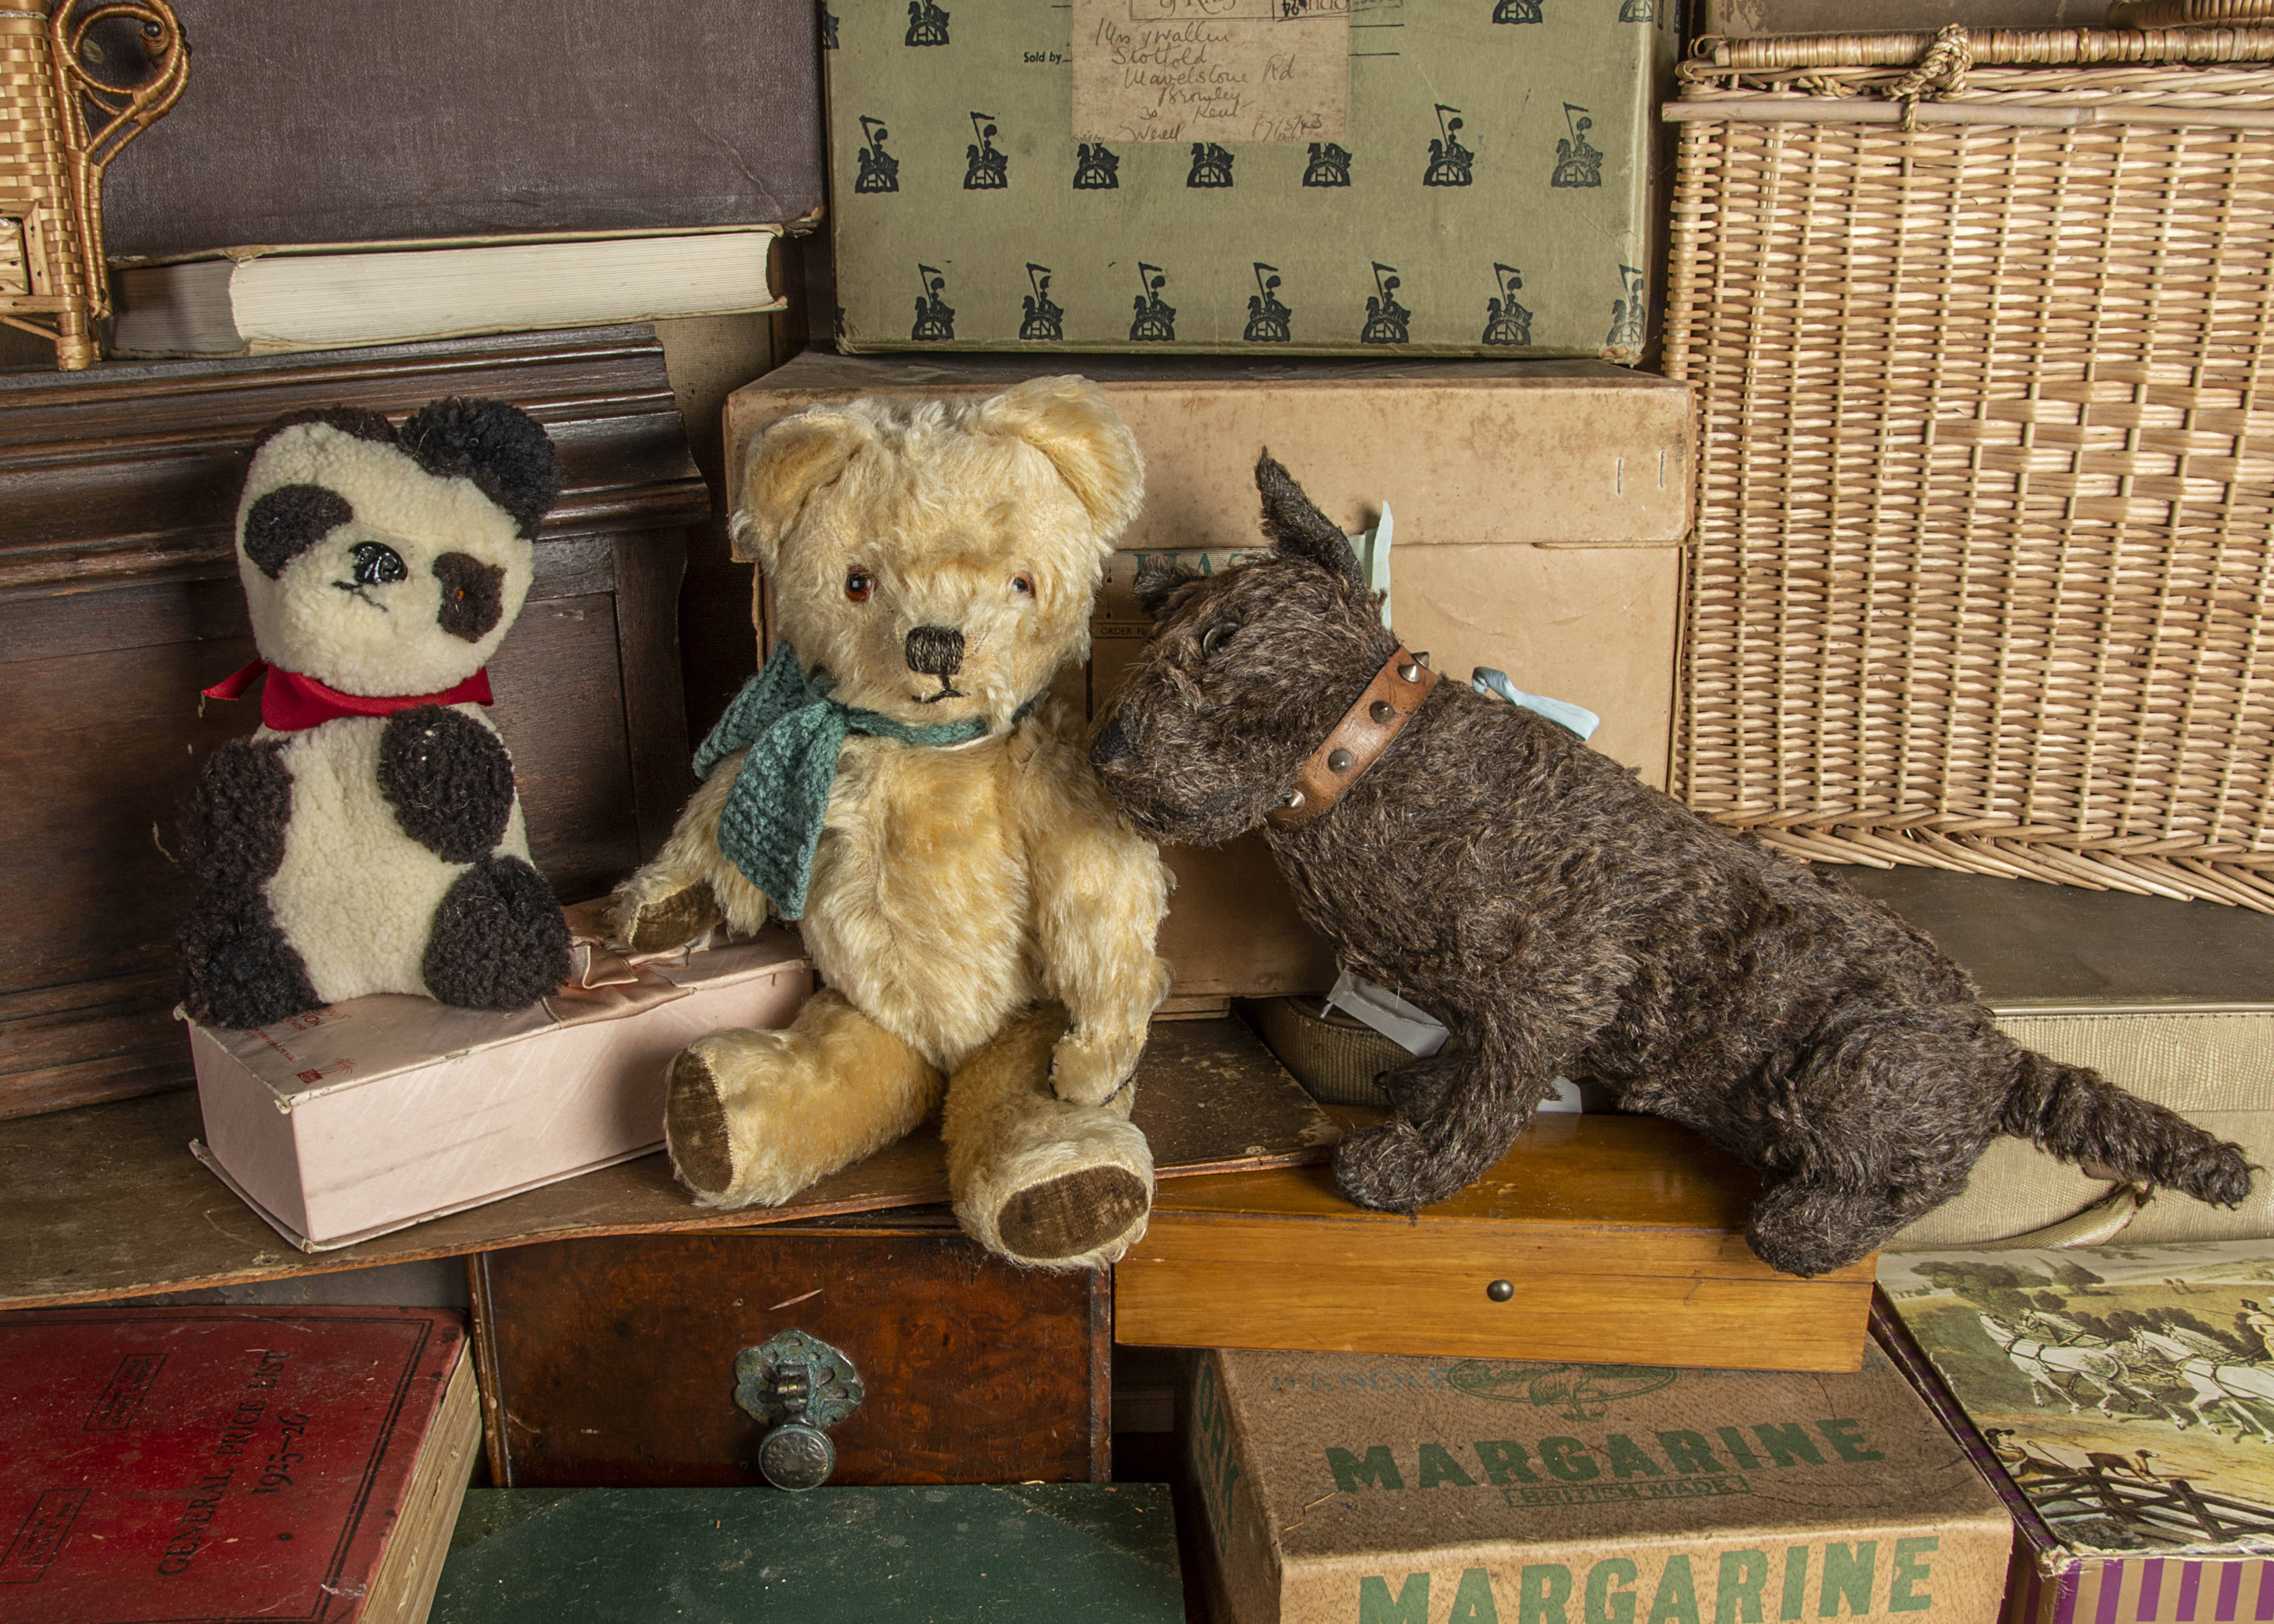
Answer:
[187,927,810,1251]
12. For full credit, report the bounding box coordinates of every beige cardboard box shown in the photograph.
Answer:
[725,352,1692,997]
[190,930,811,1250]
[1187,1342,2012,1624]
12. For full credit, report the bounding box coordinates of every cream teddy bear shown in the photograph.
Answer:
[612,376,1173,1268]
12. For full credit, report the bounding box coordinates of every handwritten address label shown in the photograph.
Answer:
[1071,0,1348,145]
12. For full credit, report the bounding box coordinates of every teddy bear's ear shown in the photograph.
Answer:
[1255,451,1365,589]
[976,376,1145,541]
[737,408,875,570]
[398,398,563,540]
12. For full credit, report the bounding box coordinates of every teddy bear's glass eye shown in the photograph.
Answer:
[845,568,873,602]
[1201,621,1239,654]
[1011,573,1034,597]
[350,542,407,587]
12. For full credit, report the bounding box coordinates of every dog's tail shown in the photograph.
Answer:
[2000,1048,2255,1207]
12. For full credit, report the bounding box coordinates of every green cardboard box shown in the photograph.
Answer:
[823,0,1673,355]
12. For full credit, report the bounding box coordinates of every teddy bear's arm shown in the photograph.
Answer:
[610,750,775,952]
[1013,725,1174,1107]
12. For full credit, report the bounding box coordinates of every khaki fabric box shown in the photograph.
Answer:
[1838,870,2274,1252]
[1186,1342,2013,1624]
[724,352,1691,998]
[823,0,1672,355]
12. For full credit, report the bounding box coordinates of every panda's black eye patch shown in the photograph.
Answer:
[433,552,506,643]
[244,485,353,579]
[350,542,408,587]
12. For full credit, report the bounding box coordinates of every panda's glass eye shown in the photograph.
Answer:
[1201,621,1238,654]
[351,542,407,587]
[845,568,873,603]
[1011,573,1034,597]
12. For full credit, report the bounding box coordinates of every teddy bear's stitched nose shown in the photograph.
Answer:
[905,625,965,677]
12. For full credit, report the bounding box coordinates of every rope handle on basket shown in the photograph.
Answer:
[1882,23,1971,127]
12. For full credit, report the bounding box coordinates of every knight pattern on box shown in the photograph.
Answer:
[1244,264,1292,343]
[1019,263,1064,339]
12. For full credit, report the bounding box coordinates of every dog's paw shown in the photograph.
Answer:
[1333,1120,1444,1214]
[1049,1025,1144,1107]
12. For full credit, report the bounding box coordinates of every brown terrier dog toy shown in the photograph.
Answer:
[1089,454,2254,1277]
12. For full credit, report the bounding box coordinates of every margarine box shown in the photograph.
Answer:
[823,0,1673,355]
[1187,1344,2012,1624]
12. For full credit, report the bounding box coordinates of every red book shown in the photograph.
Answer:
[0,1307,477,1624]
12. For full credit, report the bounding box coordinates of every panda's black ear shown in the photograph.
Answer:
[398,398,563,540]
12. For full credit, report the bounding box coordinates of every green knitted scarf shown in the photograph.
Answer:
[697,640,999,921]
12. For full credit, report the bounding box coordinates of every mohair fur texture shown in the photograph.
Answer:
[1089,454,2256,1278]
[612,376,1173,1270]
[176,400,572,1030]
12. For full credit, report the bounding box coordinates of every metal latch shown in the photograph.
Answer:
[733,1328,864,1491]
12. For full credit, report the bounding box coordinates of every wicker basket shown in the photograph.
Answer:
[1665,26,2274,911]
[0,0,185,370]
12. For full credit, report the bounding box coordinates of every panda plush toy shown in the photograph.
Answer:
[177,398,574,1030]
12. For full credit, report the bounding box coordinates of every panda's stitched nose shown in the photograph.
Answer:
[905,625,964,677]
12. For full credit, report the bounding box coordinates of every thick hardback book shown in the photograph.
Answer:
[430,1485,1186,1622]
[93,0,823,262]
[1878,1243,2274,1623]
[0,1307,479,1624]
[109,226,783,358]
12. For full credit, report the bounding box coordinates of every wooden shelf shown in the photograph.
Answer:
[0,1018,1331,1311]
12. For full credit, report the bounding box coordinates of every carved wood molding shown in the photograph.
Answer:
[0,324,711,600]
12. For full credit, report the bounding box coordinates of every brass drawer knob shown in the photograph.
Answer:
[734,1328,865,1491]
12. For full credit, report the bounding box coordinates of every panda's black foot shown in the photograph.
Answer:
[424,856,572,1010]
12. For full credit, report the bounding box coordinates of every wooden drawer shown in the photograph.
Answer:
[469,1219,1110,1488]
[1115,1112,1875,1373]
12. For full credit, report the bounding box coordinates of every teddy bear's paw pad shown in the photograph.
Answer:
[665,1046,740,1199]
[620,880,725,955]
[997,1166,1151,1264]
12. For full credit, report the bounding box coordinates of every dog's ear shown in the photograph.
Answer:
[1133,554,1199,619]
[736,406,874,572]
[977,375,1145,541]
[1255,452,1364,588]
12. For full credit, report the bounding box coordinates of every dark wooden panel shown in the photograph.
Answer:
[492,594,642,906]
[470,1227,1111,1488]
[0,1019,1333,1310]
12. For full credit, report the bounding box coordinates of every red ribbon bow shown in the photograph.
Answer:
[202,660,493,732]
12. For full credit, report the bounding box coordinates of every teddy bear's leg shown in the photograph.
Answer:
[176,738,322,1029]
[942,1003,1154,1269]
[666,988,944,1208]
[611,751,767,952]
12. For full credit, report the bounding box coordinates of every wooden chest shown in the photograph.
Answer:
[0,326,709,1120]
[469,1214,1110,1488]
[1115,1112,1875,1373]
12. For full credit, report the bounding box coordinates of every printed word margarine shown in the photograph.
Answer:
[1324,1416,1884,1504]
[1353,1540,1946,1624]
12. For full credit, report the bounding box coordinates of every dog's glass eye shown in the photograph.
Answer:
[350,542,407,587]
[1011,573,1034,597]
[845,568,873,603]
[1201,621,1238,654]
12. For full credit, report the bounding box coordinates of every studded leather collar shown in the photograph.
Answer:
[1265,645,1439,831]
